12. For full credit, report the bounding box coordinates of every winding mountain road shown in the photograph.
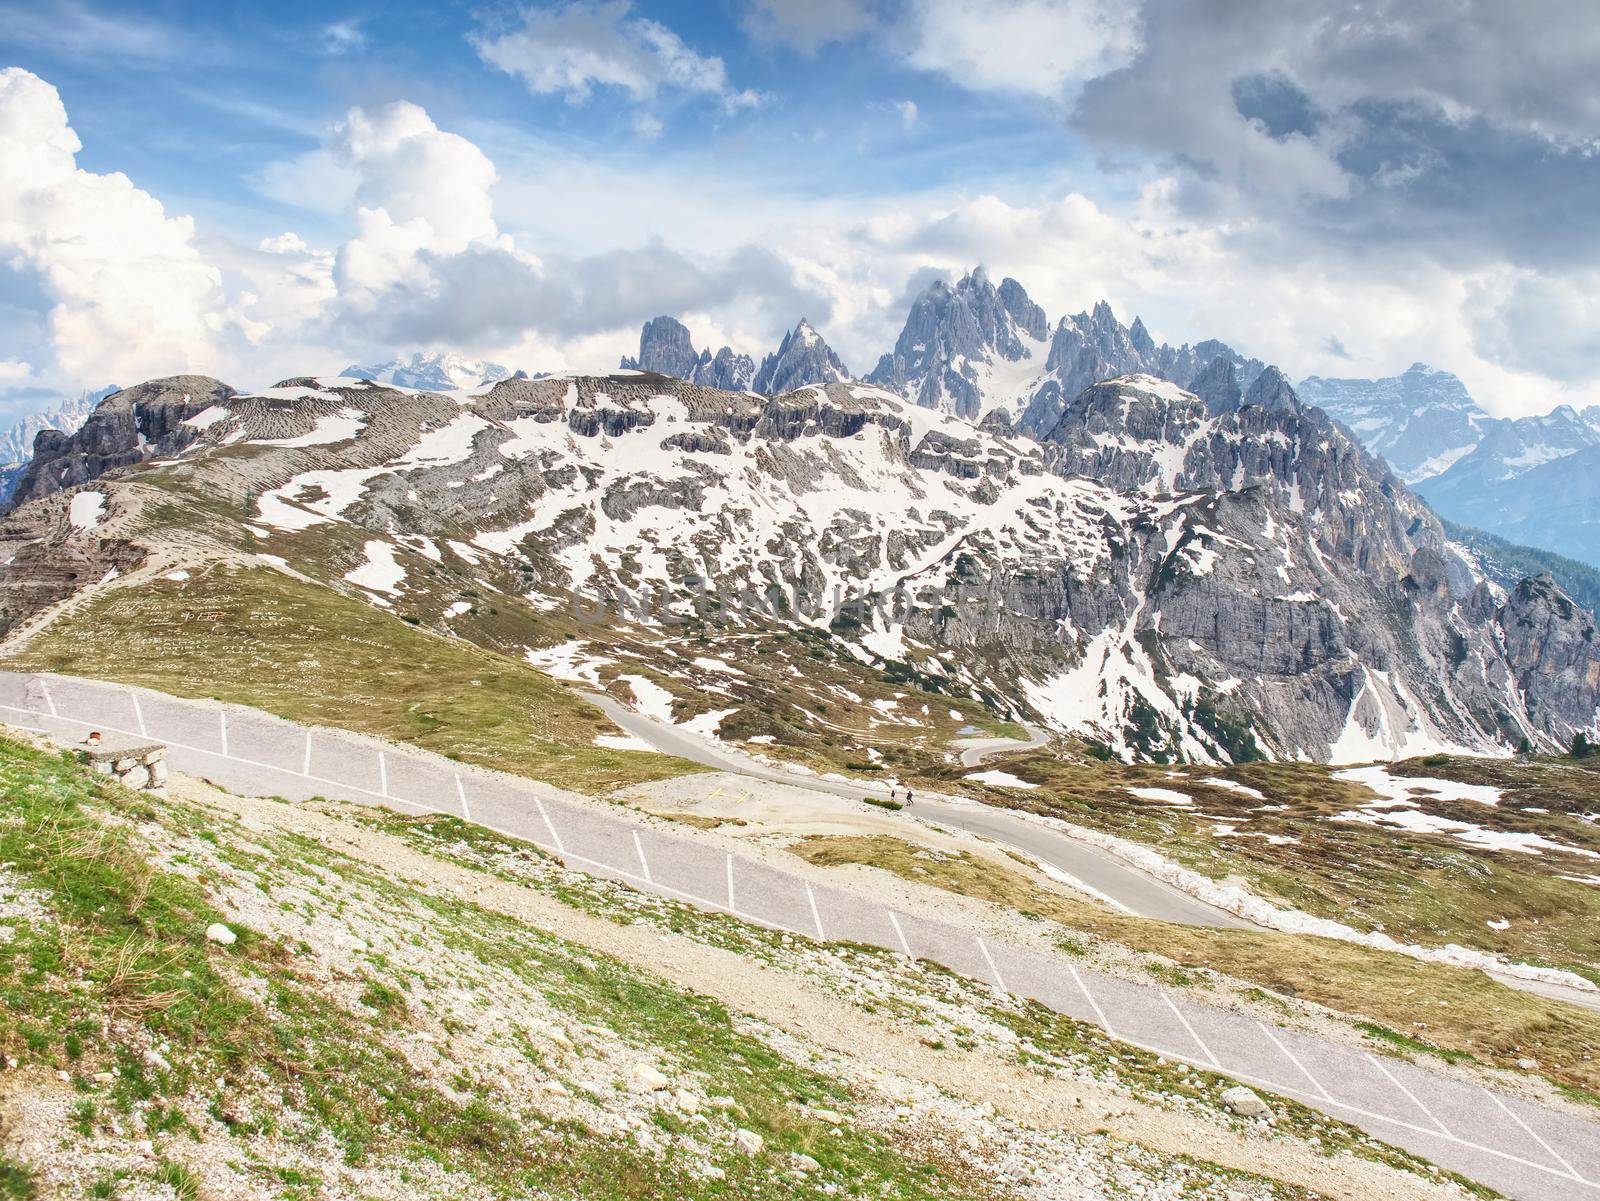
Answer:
[3,670,1598,1201]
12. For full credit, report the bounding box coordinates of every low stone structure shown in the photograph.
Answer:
[80,738,168,790]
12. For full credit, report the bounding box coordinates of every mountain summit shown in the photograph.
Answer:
[343,351,512,392]
[620,317,756,391]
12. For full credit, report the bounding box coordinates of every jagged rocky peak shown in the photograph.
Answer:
[1187,355,1242,416]
[867,268,1050,420]
[620,316,756,392]
[752,319,850,395]
[343,351,511,392]
[4,375,235,510]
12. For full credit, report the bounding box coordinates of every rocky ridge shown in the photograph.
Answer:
[620,316,757,392]
[2,365,1596,763]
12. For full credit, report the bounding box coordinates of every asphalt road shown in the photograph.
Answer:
[585,691,1246,926]
[3,670,1598,1201]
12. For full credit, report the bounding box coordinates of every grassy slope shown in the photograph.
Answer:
[0,736,1411,1201]
[792,833,1600,1100]
[0,737,995,1200]
[8,563,701,793]
[930,754,1600,983]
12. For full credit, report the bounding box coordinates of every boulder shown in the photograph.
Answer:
[205,923,237,946]
[1220,1085,1270,1118]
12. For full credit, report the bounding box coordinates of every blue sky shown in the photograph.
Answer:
[2,0,1598,423]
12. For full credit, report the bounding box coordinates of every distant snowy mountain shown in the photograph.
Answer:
[620,317,755,391]
[1297,364,1492,484]
[0,386,117,465]
[751,320,850,394]
[343,352,512,392]
[0,385,119,505]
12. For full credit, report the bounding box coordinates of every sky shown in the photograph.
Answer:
[2,0,1599,425]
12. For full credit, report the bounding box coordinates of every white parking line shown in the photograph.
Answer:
[725,854,737,914]
[633,830,653,883]
[129,691,147,737]
[1068,964,1115,1039]
[38,678,56,718]
[1366,1052,1451,1137]
[1483,1087,1587,1183]
[302,731,312,776]
[378,751,388,798]
[455,774,470,822]
[805,882,825,940]
[219,710,228,757]
[887,911,913,957]
[533,795,565,854]
[1163,992,1221,1068]
[976,936,1008,993]
[1258,1020,1332,1101]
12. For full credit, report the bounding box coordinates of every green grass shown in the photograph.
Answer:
[12,564,702,793]
[0,1158,34,1201]
[0,735,1017,1200]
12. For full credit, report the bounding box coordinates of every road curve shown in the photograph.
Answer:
[3,671,1599,1201]
[583,690,1247,927]
[953,723,1052,767]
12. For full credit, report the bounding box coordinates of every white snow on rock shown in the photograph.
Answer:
[594,733,657,752]
[1336,765,1501,807]
[397,413,490,468]
[444,601,471,618]
[182,405,230,430]
[525,640,613,686]
[964,770,1039,790]
[1203,777,1265,799]
[256,467,388,531]
[1126,786,1194,807]
[344,540,406,599]
[622,674,676,723]
[68,490,105,530]
[258,407,367,448]
[164,569,190,581]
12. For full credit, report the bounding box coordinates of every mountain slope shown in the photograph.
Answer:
[2,367,1595,766]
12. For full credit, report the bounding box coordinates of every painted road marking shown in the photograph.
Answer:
[302,731,312,776]
[1068,964,1115,1039]
[5,684,1600,1198]
[1483,1087,1588,1184]
[533,796,565,854]
[805,883,825,940]
[633,831,653,883]
[378,751,389,798]
[220,710,228,757]
[1366,1052,1451,1138]
[38,677,57,718]
[1258,1020,1332,1101]
[887,911,912,958]
[1163,992,1221,1068]
[725,854,737,914]
[708,786,724,799]
[738,789,751,803]
[455,775,470,822]
[976,937,1007,993]
[129,691,147,736]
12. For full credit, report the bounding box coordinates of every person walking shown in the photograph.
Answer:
[904,788,914,807]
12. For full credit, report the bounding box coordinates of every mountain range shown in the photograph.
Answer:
[2,359,1596,765]
[0,385,118,504]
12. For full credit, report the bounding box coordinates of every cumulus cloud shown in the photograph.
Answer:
[0,67,226,387]
[900,0,1143,101]
[472,1,763,114]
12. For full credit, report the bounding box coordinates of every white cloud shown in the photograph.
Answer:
[894,99,918,128]
[472,1,764,115]
[259,232,309,255]
[0,360,32,384]
[320,19,366,55]
[0,67,225,387]
[738,0,884,53]
[900,0,1143,100]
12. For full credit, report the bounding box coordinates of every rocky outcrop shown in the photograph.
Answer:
[621,318,756,392]
[1497,574,1600,740]
[4,376,235,510]
[751,321,850,395]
